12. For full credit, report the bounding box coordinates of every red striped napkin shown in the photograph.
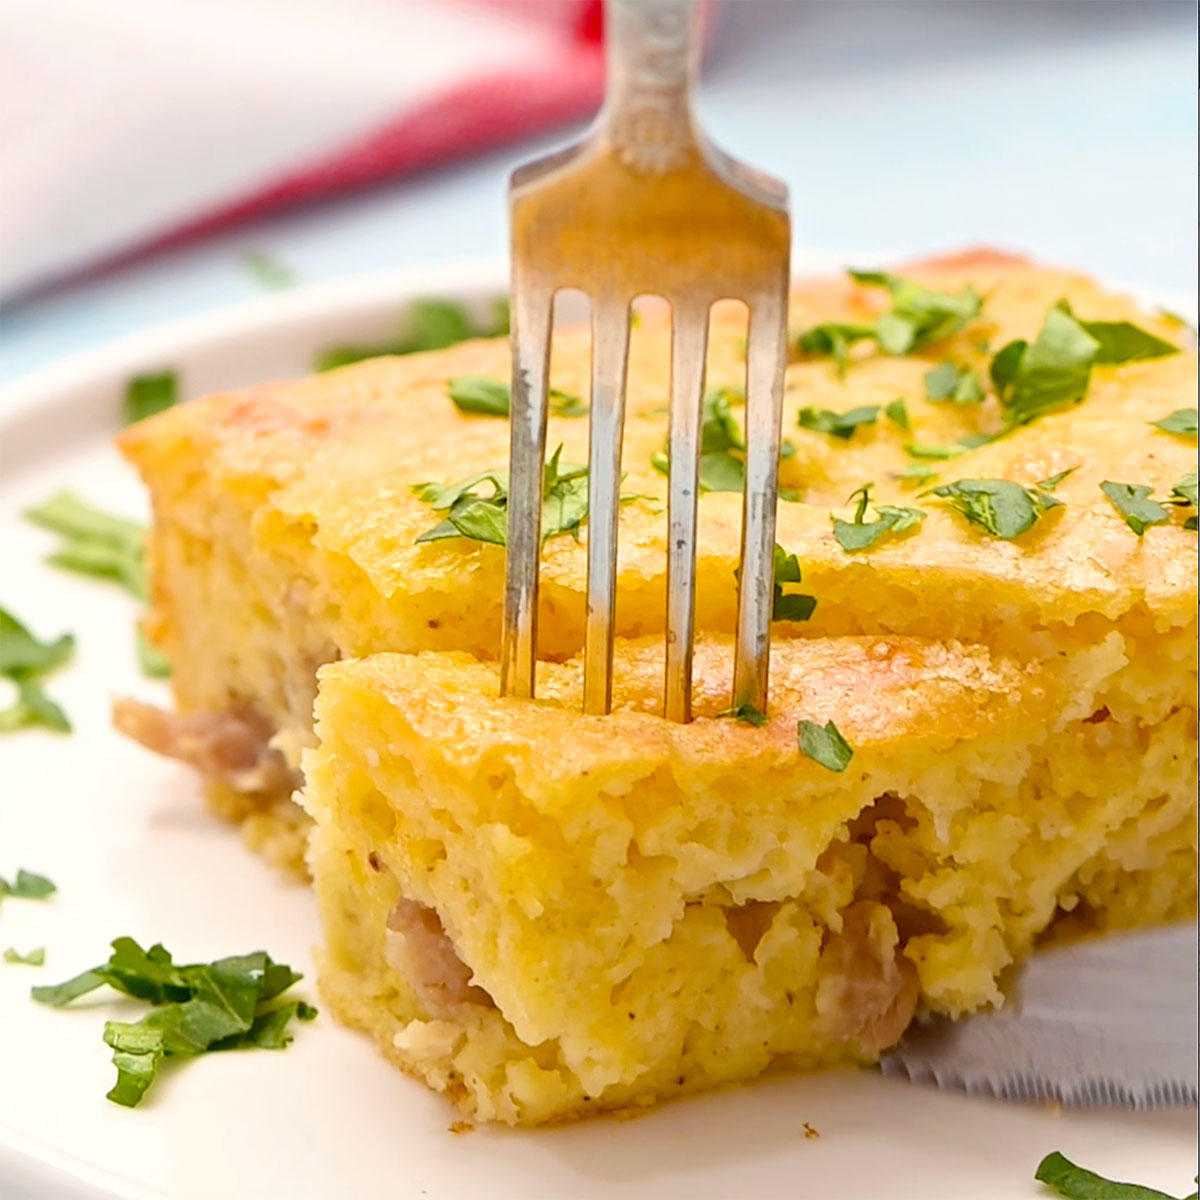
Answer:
[0,0,606,298]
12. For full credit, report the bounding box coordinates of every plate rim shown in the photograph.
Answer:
[1,254,1193,427]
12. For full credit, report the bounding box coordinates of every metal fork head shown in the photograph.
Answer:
[501,0,790,722]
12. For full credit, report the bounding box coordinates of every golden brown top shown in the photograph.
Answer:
[316,631,1056,790]
[121,250,1198,648]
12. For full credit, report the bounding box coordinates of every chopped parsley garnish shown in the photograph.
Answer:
[798,405,879,441]
[895,463,938,485]
[1151,408,1198,438]
[904,431,992,460]
[0,869,57,907]
[831,484,925,552]
[4,946,45,966]
[925,478,1062,539]
[0,607,74,734]
[795,322,876,375]
[1037,467,1078,491]
[123,372,179,426]
[1100,481,1170,536]
[32,937,316,1108]
[244,251,294,289]
[923,362,984,404]
[0,678,72,734]
[25,493,148,599]
[1079,319,1180,365]
[548,390,589,417]
[992,301,1179,431]
[0,609,73,677]
[771,544,817,622]
[797,719,854,772]
[991,304,1099,427]
[1035,1150,1196,1199]
[446,376,587,419]
[24,494,169,679]
[653,386,790,493]
[415,446,619,546]
[316,298,504,371]
[414,469,511,546]
[884,398,910,430]
[794,270,984,371]
[447,375,509,416]
[849,270,984,355]
[716,703,769,728]
[904,441,966,460]
[1170,469,1198,510]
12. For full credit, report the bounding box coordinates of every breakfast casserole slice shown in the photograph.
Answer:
[114,250,1198,875]
[302,635,1196,1125]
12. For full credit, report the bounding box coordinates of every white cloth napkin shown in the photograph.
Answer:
[0,0,604,298]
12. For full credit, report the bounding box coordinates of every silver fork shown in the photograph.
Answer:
[500,0,791,722]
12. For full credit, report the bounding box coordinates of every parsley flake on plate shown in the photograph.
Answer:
[0,607,74,734]
[25,492,148,600]
[1151,408,1198,439]
[0,869,57,907]
[243,251,295,290]
[123,372,179,426]
[923,362,985,404]
[798,405,879,441]
[925,478,1062,539]
[32,937,317,1108]
[797,719,854,772]
[1100,481,1171,536]
[1035,1150,1196,1200]
[24,493,169,679]
[4,946,46,966]
[831,484,925,553]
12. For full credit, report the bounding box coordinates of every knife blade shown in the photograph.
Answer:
[881,922,1198,1109]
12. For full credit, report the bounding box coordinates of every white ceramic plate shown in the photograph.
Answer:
[1,257,1196,1200]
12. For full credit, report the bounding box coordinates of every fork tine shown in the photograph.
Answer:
[500,283,553,700]
[732,290,789,713]
[663,302,709,723]
[582,300,632,715]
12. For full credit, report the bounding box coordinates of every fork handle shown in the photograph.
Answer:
[602,0,701,174]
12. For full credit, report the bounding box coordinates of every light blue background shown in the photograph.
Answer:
[1,0,1195,384]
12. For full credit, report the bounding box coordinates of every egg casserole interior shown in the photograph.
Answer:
[304,636,1195,1124]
